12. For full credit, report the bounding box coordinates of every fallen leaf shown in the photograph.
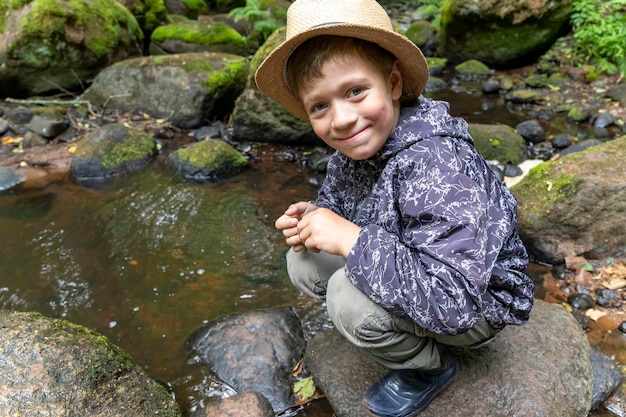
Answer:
[294,376,316,401]
[67,145,77,154]
[603,277,626,290]
[585,309,607,321]
[292,359,303,376]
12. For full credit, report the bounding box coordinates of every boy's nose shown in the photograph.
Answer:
[331,102,357,130]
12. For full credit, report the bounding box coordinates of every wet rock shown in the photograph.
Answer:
[6,108,33,124]
[231,88,319,145]
[166,139,248,182]
[512,137,626,264]
[504,89,545,104]
[191,391,274,417]
[454,59,490,80]
[69,124,157,186]
[27,115,69,139]
[83,52,248,129]
[482,78,501,94]
[551,132,575,149]
[189,307,306,413]
[425,76,448,92]
[305,300,593,417]
[606,84,626,105]
[191,124,223,141]
[437,0,571,67]
[0,166,25,191]
[558,138,602,157]
[568,293,595,310]
[467,123,527,164]
[515,119,546,144]
[0,118,8,134]
[0,310,181,416]
[552,263,570,280]
[592,113,616,129]
[0,0,142,97]
[590,346,623,410]
[151,20,249,55]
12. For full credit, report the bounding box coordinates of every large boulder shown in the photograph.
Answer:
[0,310,181,416]
[437,0,573,67]
[0,0,143,98]
[305,299,594,417]
[511,136,626,264]
[82,52,248,128]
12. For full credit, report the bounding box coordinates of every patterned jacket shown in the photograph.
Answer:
[313,97,534,335]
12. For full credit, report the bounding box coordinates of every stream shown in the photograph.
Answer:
[0,86,621,416]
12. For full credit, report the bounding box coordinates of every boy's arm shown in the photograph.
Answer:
[346,170,507,335]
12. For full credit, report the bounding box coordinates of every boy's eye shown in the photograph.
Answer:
[312,103,327,112]
[349,87,363,97]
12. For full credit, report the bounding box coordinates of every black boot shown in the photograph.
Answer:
[364,357,457,417]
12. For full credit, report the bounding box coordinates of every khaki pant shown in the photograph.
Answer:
[287,248,498,370]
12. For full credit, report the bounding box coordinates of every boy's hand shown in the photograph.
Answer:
[275,202,319,252]
[296,208,361,257]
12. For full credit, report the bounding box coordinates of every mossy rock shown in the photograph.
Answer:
[167,139,249,182]
[455,59,490,77]
[70,124,157,185]
[405,20,433,47]
[511,136,626,263]
[151,19,249,55]
[437,0,572,67]
[0,0,143,97]
[247,25,286,88]
[468,123,527,164]
[83,52,249,128]
[0,310,181,416]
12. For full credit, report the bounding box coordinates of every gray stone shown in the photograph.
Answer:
[0,310,181,416]
[189,307,307,413]
[305,300,593,417]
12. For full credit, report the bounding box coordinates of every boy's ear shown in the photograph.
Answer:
[389,61,403,101]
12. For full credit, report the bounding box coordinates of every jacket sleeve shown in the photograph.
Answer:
[345,166,499,335]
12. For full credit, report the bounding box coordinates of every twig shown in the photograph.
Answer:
[4,97,83,106]
[42,76,77,98]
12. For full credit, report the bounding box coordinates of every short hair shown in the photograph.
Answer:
[285,35,398,99]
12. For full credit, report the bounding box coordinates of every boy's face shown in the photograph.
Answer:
[299,53,403,160]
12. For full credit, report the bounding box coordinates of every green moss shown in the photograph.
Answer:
[14,0,141,63]
[567,105,589,122]
[511,161,582,212]
[101,131,156,169]
[44,316,137,386]
[205,58,247,89]
[177,139,246,168]
[151,21,247,50]
[455,59,490,75]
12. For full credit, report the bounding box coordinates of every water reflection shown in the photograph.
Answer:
[0,156,322,414]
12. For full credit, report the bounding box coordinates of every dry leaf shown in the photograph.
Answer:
[585,309,607,321]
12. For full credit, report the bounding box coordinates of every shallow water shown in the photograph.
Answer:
[0,88,621,415]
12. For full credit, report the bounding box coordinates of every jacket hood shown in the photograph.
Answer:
[376,97,474,162]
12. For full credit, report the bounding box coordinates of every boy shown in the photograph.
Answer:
[255,1,534,416]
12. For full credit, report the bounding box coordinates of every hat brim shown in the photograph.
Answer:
[255,23,429,122]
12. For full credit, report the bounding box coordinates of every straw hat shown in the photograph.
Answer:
[255,0,429,121]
